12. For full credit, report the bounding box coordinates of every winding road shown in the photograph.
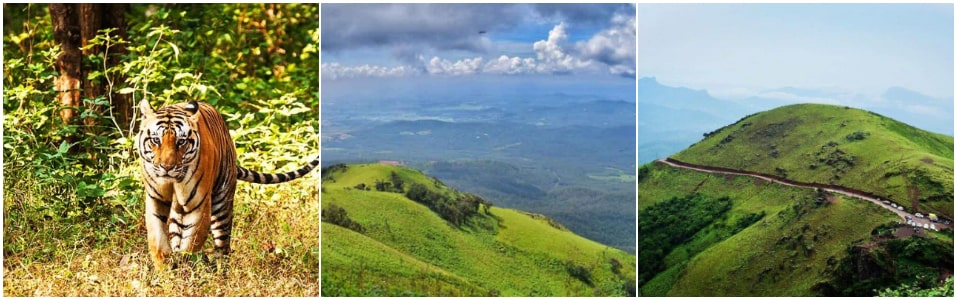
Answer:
[656,158,951,231]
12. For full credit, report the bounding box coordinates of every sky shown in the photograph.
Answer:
[638,4,954,100]
[321,4,636,82]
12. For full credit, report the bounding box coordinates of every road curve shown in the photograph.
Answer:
[656,158,951,231]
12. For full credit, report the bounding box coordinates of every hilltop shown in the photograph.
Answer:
[321,163,635,296]
[638,103,954,296]
[672,103,953,219]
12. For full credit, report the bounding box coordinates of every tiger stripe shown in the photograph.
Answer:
[136,100,317,269]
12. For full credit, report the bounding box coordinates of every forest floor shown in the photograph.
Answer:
[3,172,319,296]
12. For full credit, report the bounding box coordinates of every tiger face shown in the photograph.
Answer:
[137,100,201,182]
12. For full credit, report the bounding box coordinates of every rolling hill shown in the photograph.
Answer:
[672,103,954,219]
[638,103,954,296]
[321,164,636,296]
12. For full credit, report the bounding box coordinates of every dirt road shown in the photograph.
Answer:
[656,158,951,231]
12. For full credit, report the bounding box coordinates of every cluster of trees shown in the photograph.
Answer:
[322,164,348,181]
[638,194,732,286]
[816,235,953,296]
[351,170,494,227]
[322,203,365,233]
[373,172,406,193]
[405,183,491,226]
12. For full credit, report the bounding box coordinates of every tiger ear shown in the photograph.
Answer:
[139,100,155,117]
[186,101,200,122]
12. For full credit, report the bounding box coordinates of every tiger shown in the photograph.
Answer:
[135,99,318,269]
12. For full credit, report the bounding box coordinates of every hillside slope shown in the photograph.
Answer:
[672,103,954,219]
[638,161,901,296]
[321,164,635,296]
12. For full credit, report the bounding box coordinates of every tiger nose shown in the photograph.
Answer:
[159,164,174,171]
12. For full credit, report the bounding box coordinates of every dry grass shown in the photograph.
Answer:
[3,172,319,296]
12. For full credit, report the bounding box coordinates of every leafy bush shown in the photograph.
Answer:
[322,204,366,233]
[845,131,869,142]
[565,261,593,286]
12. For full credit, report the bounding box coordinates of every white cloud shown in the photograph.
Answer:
[577,12,636,77]
[323,12,636,79]
[321,62,419,79]
[532,22,591,74]
[483,55,537,74]
[425,56,484,76]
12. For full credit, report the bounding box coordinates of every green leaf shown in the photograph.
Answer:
[167,41,180,58]
[173,73,193,81]
[57,141,70,154]
[118,87,135,94]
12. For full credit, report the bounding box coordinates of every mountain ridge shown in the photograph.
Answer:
[672,103,953,219]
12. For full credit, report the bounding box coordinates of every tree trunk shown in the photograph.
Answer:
[49,4,131,134]
[105,4,132,132]
[49,3,82,125]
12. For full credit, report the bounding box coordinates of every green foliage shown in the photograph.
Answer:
[637,165,651,183]
[878,276,953,297]
[322,203,366,233]
[845,130,869,142]
[821,235,954,296]
[565,261,593,286]
[638,194,732,285]
[4,4,319,296]
[404,182,485,227]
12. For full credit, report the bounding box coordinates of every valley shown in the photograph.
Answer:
[322,86,636,253]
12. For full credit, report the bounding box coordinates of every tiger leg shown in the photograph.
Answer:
[145,190,172,269]
[210,188,235,254]
[168,193,212,254]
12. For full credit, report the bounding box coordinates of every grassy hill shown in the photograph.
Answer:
[321,164,635,296]
[672,103,954,219]
[639,103,954,296]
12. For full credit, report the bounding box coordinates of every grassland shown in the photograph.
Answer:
[672,103,954,218]
[638,161,900,296]
[321,164,635,296]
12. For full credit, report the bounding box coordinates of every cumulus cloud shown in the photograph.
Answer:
[425,56,484,76]
[321,62,419,80]
[532,22,592,74]
[483,55,537,75]
[576,12,636,77]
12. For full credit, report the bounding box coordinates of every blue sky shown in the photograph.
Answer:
[321,4,635,81]
[638,4,954,99]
